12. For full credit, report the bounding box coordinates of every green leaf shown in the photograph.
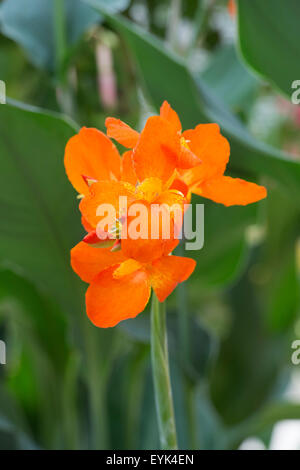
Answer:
[0,100,83,314]
[85,3,300,203]
[210,262,293,427]
[186,196,258,288]
[258,187,300,331]
[0,0,100,71]
[168,314,217,383]
[85,0,130,13]
[0,0,130,72]
[193,385,225,450]
[201,45,258,112]
[237,0,300,98]
[0,268,69,371]
[0,268,80,448]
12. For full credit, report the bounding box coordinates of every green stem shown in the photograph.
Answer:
[188,0,215,54]
[166,0,182,50]
[150,294,178,450]
[83,320,109,450]
[53,0,66,79]
[53,0,77,118]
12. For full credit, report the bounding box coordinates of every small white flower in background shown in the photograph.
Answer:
[270,421,300,450]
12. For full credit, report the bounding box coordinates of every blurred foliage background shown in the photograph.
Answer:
[0,0,299,450]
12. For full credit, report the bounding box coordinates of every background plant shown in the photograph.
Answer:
[0,0,299,450]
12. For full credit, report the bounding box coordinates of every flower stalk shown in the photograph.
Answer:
[150,294,178,450]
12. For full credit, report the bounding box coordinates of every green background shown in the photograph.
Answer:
[0,0,299,450]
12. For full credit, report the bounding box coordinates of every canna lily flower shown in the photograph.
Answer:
[64,122,194,327]
[64,100,266,328]
[71,238,195,327]
[64,123,187,210]
[106,101,267,207]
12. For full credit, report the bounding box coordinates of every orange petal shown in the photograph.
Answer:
[122,199,180,263]
[148,255,196,302]
[64,127,121,194]
[71,241,125,283]
[79,180,135,228]
[81,215,95,232]
[195,176,267,206]
[83,230,115,248]
[160,101,182,133]
[105,117,140,148]
[133,116,180,183]
[182,124,230,185]
[155,188,186,208]
[169,178,189,197]
[177,144,202,169]
[113,259,143,278]
[121,151,138,185]
[163,238,180,256]
[86,265,151,327]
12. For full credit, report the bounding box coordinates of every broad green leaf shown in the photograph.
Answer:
[210,263,293,426]
[138,367,160,450]
[201,45,258,112]
[0,269,78,448]
[0,0,129,72]
[194,385,225,450]
[86,3,300,203]
[186,196,258,288]
[0,268,69,370]
[237,0,300,98]
[168,314,217,383]
[258,187,300,331]
[0,100,83,314]
[0,0,100,71]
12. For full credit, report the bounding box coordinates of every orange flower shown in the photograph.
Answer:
[65,101,266,328]
[64,123,195,327]
[78,178,184,263]
[71,240,195,327]
[106,101,267,207]
[64,124,187,261]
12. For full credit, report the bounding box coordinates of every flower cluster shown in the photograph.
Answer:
[64,101,266,327]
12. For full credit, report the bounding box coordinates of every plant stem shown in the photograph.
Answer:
[166,0,182,51]
[188,0,215,54]
[53,0,66,80]
[150,294,178,450]
[53,0,77,118]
